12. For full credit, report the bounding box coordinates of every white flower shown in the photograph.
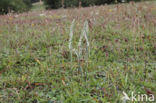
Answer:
[68,19,75,50]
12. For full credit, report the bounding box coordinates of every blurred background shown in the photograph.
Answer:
[0,0,152,14]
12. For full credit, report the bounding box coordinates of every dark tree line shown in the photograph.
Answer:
[31,0,42,3]
[0,0,32,14]
[0,0,150,14]
[43,0,114,9]
[43,0,148,9]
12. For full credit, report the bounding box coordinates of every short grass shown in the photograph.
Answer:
[0,1,156,103]
[31,2,45,11]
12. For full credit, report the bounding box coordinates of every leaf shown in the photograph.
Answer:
[35,58,41,65]
[62,80,66,86]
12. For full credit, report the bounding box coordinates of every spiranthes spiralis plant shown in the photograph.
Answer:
[68,19,75,70]
[78,20,89,77]
[68,19,90,77]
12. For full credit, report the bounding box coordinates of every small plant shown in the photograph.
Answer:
[68,19,90,75]
[68,19,75,69]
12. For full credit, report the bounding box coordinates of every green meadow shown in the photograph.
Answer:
[0,1,156,103]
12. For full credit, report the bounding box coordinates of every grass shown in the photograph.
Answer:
[31,2,45,11]
[0,1,156,103]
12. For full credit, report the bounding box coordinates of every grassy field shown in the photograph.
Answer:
[0,1,156,103]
